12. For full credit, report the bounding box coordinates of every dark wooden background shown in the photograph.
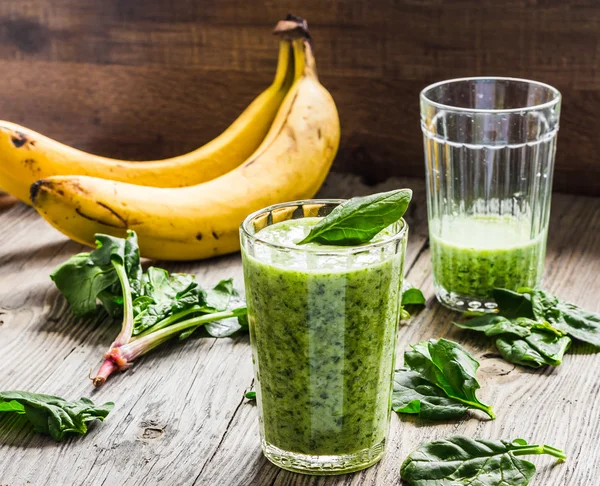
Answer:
[0,1,598,195]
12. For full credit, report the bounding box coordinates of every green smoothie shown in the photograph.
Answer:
[430,214,547,300]
[242,217,405,461]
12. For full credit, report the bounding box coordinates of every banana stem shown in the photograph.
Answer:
[292,38,307,79]
[273,40,292,88]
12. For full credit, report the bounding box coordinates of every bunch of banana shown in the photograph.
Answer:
[30,18,340,261]
[0,36,295,204]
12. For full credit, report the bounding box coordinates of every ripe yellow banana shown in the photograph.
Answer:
[31,28,340,261]
[0,39,295,204]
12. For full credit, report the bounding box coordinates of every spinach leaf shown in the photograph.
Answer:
[455,314,532,338]
[455,315,563,340]
[493,288,534,319]
[392,368,469,420]
[455,311,571,368]
[203,312,249,339]
[132,267,202,335]
[496,288,600,348]
[552,301,600,347]
[51,231,141,317]
[526,332,570,365]
[179,280,248,340]
[496,335,558,368]
[203,279,237,312]
[402,288,426,306]
[400,282,426,320]
[298,189,412,246]
[0,391,113,441]
[400,435,566,486]
[404,339,495,419]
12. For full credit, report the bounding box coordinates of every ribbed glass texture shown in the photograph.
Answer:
[421,77,561,311]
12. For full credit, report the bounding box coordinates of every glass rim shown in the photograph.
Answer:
[240,198,408,255]
[420,76,561,114]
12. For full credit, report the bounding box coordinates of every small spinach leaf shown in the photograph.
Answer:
[402,288,426,306]
[400,282,426,320]
[179,280,248,340]
[454,314,531,338]
[549,301,600,347]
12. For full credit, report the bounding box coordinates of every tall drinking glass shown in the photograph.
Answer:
[240,200,408,474]
[421,77,561,311]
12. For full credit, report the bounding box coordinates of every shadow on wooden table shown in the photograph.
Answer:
[0,237,84,267]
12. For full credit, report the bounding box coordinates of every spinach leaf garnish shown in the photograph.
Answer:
[298,189,412,246]
[393,338,495,420]
[0,391,113,441]
[401,435,566,486]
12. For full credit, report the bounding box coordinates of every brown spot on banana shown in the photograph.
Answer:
[22,158,39,176]
[29,179,45,204]
[74,208,125,229]
[212,231,220,240]
[96,202,127,226]
[11,131,28,148]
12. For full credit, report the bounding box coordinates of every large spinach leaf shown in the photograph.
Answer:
[51,231,141,317]
[0,391,113,441]
[401,435,566,486]
[392,368,469,420]
[403,339,495,419]
[495,287,600,347]
[455,312,571,368]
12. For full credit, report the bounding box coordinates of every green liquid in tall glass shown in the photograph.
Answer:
[430,214,547,300]
[243,218,404,457]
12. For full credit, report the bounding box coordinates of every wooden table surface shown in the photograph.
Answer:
[0,172,599,485]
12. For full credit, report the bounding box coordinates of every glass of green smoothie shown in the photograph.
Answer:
[421,77,561,311]
[240,199,408,474]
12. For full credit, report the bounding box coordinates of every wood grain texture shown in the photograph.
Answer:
[1,172,599,485]
[0,1,599,195]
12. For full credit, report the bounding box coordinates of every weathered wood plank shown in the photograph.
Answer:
[0,174,598,485]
